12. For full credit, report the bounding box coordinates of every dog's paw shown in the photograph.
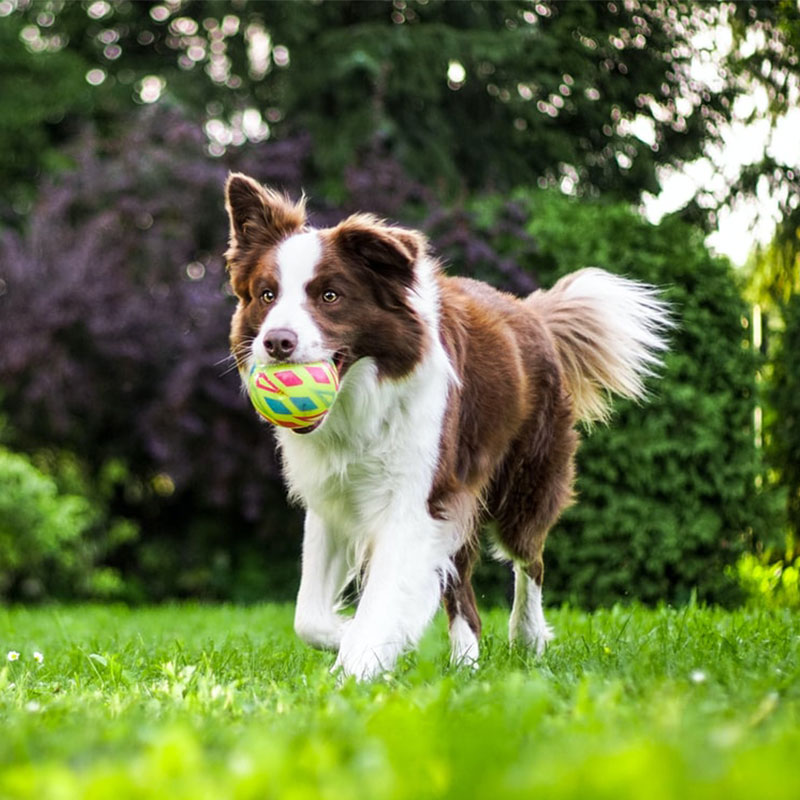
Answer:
[509,620,554,658]
[449,617,480,669]
[331,648,388,683]
[331,626,399,682]
[295,614,352,652]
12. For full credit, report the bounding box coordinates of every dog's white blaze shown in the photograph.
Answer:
[449,615,479,667]
[253,231,327,365]
[509,563,553,657]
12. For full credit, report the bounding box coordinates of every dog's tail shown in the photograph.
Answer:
[526,268,672,423]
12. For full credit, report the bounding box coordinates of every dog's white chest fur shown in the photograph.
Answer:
[277,347,460,679]
[276,350,451,555]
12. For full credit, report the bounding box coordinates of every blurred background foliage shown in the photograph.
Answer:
[0,0,798,607]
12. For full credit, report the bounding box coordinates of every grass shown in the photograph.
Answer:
[0,602,798,799]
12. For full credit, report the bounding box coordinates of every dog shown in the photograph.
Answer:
[224,173,671,680]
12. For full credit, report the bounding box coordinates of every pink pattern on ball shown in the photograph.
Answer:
[305,366,331,384]
[274,370,303,387]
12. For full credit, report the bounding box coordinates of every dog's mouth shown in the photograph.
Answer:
[249,349,350,373]
[292,423,320,436]
[332,350,349,377]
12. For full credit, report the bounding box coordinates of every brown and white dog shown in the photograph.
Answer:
[224,173,671,680]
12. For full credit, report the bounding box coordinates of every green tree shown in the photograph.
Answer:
[742,0,800,549]
[725,1,800,252]
[4,0,796,213]
[0,10,92,217]
[768,292,800,548]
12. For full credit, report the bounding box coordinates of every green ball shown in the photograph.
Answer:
[247,360,340,431]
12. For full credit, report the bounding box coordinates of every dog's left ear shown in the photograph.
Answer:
[224,172,306,254]
[332,214,426,289]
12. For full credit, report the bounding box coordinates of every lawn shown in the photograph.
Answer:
[1,603,798,799]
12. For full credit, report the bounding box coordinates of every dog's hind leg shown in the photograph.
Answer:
[508,554,553,656]
[498,477,571,656]
[498,483,570,656]
[443,540,481,667]
[491,395,578,657]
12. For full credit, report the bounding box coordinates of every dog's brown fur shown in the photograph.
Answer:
[431,277,578,640]
[224,173,670,672]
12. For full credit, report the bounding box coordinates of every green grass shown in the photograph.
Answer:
[1,603,798,799]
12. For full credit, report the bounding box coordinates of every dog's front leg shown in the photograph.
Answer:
[333,512,446,681]
[294,510,351,651]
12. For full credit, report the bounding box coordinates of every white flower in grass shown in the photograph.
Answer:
[33,651,44,664]
[7,651,20,662]
[690,669,707,684]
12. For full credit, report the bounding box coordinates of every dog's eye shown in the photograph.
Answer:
[321,290,339,304]
[260,289,276,304]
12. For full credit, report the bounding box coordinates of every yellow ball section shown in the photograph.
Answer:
[247,360,340,431]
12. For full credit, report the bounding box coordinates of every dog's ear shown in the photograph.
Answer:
[332,213,426,289]
[224,173,306,255]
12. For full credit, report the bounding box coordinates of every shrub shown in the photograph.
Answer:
[0,446,127,598]
[733,550,800,609]
[0,106,536,600]
[0,108,306,598]
[474,190,773,606]
[766,292,800,542]
[0,105,771,605]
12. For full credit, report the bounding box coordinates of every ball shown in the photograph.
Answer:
[247,359,340,431]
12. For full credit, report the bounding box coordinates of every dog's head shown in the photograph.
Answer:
[224,173,430,383]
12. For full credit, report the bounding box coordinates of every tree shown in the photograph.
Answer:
[736,0,800,549]
[0,0,785,602]
[5,0,794,216]
[0,8,93,221]
[724,1,800,253]
[767,293,800,547]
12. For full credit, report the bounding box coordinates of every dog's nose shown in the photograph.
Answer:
[263,328,298,361]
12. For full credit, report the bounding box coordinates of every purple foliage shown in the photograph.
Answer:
[342,146,540,295]
[0,108,311,524]
[0,106,540,595]
[426,203,539,295]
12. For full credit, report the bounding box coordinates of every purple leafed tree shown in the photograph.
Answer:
[0,109,313,521]
[0,106,538,597]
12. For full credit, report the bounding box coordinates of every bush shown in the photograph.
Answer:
[0,107,321,599]
[0,447,127,598]
[732,549,800,609]
[0,105,771,605]
[767,292,800,542]
[472,190,773,606]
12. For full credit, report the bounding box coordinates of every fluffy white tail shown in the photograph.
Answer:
[527,268,672,423]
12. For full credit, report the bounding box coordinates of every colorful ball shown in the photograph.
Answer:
[247,359,340,431]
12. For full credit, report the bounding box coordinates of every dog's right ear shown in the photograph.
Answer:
[224,173,306,256]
